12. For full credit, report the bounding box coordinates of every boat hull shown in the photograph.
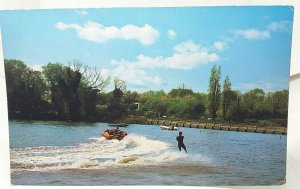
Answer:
[101,129,128,140]
[160,125,178,131]
[108,123,129,127]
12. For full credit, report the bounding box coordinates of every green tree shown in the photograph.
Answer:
[5,59,30,114]
[166,98,187,118]
[61,67,82,120]
[208,65,221,119]
[243,88,265,111]
[42,63,66,118]
[139,90,166,113]
[153,99,168,118]
[271,90,288,118]
[4,59,48,119]
[107,78,126,121]
[242,88,267,119]
[24,70,49,117]
[42,63,82,120]
[264,90,288,119]
[78,85,99,121]
[221,76,236,119]
[168,88,194,97]
[124,91,139,111]
[184,96,206,118]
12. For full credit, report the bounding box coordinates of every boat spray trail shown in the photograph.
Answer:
[10,134,206,173]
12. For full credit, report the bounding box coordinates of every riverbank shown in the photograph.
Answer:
[146,118,287,135]
[8,116,287,135]
[116,115,287,135]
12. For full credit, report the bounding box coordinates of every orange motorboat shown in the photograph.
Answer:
[101,128,128,140]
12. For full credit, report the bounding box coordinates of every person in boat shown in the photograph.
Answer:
[112,127,121,139]
[176,131,187,153]
[115,127,120,133]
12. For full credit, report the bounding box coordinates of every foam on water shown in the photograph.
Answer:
[10,134,203,172]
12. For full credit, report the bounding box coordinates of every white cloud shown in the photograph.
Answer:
[168,29,176,39]
[110,40,219,87]
[112,40,219,70]
[112,62,162,86]
[234,29,270,40]
[267,21,292,32]
[237,78,289,92]
[213,41,228,51]
[55,21,160,45]
[100,69,111,78]
[28,64,43,72]
[75,10,88,15]
[55,22,72,30]
[165,41,219,69]
[230,21,291,42]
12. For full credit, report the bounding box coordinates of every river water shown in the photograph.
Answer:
[9,121,286,186]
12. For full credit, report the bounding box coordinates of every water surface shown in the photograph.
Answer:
[9,121,286,186]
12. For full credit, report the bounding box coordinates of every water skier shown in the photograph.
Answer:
[176,131,187,153]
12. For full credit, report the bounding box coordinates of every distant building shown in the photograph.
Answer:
[134,103,140,110]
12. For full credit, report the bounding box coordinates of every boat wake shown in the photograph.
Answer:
[10,134,203,173]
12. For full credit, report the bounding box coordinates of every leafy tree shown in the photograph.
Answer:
[61,67,82,120]
[184,96,206,118]
[78,85,99,121]
[107,78,126,121]
[5,59,48,119]
[168,88,194,97]
[153,99,168,118]
[221,76,236,119]
[166,98,187,117]
[4,59,289,123]
[264,90,288,119]
[139,90,166,112]
[24,70,49,116]
[243,88,265,111]
[241,88,266,119]
[5,59,29,113]
[271,90,288,117]
[42,63,82,120]
[227,91,244,120]
[124,91,139,111]
[42,63,66,118]
[208,65,221,119]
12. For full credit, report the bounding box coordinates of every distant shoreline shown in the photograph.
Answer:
[8,117,287,135]
[145,118,287,135]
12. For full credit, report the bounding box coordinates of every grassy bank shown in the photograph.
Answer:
[115,115,287,135]
[119,115,287,128]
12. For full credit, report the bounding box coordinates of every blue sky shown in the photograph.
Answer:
[0,6,294,93]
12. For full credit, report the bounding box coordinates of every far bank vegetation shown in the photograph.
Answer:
[5,59,288,127]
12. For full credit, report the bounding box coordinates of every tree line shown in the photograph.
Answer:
[4,59,288,125]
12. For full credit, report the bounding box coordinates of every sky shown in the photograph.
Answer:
[0,6,294,93]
